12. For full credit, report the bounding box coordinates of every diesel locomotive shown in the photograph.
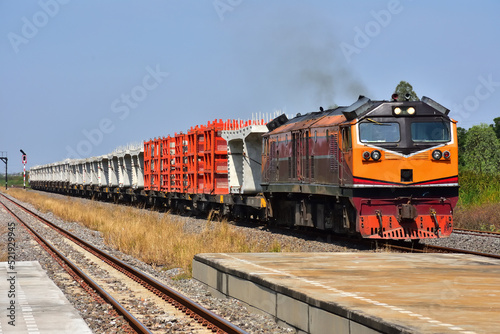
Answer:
[262,95,458,239]
[29,95,458,240]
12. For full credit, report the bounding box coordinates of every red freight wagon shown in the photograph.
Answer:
[144,119,231,195]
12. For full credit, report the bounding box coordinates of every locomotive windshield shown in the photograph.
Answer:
[359,122,400,143]
[411,121,450,142]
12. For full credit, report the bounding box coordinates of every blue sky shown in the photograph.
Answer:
[1,0,499,172]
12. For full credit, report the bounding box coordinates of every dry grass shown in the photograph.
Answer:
[454,202,500,231]
[3,189,283,276]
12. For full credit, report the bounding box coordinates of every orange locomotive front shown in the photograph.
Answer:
[347,97,458,239]
[262,95,458,240]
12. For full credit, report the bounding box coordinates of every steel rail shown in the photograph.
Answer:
[453,228,500,238]
[1,193,247,334]
[421,243,500,259]
[382,240,500,260]
[0,196,151,334]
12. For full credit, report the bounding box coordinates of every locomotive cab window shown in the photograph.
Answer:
[411,121,450,142]
[359,122,400,143]
[341,127,352,150]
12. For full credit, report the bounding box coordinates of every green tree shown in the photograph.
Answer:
[393,81,419,101]
[457,126,468,168]
[491,117,500,139]
[463,124,500,174]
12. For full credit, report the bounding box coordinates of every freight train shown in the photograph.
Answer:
[29,95,458,240]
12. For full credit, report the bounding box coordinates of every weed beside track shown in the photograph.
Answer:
[454,202,500,231]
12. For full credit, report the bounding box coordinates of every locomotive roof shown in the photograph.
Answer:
[266,96,451,135]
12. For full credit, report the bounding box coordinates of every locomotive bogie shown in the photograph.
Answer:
[267,192,357,234]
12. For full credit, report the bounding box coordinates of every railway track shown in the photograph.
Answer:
[294,225,500,260]
[320,226,500,259]
[0,195,147,333]
[0,193,247,334]
[256,218,500,260]
[383,239,500,260]
[453,228,500,238]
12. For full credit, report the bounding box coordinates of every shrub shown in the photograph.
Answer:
[458,171,500,208]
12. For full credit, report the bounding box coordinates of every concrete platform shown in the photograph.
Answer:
[193,252,500,334]
[0,261,92,333]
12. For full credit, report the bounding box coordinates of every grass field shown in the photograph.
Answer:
[0,174,29,188]
[2,188,289,277]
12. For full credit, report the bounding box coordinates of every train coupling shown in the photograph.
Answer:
[397,203,418,222]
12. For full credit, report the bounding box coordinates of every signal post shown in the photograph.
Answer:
[20,149,26,190]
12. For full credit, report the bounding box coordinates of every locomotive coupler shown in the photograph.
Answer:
[397,203,418,222]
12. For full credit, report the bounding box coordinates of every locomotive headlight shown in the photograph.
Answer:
[443,150,451,159]
[432,150,442,160]
[363,151,371,160]
[393,106,416,116]
[371,150,382,161]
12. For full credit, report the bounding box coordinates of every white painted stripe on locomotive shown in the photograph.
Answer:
[351,183,459,188]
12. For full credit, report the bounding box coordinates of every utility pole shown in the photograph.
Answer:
[0,151,7,189]
[20,150,27,190]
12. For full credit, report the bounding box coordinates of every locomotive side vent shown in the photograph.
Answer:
[329,134,339,171]
[311,156,315,179]
[401,169,413,182]
[288,157,292,180]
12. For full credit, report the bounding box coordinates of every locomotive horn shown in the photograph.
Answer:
[405,93,411,101]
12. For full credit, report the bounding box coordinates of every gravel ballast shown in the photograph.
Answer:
[1,191,352,333]
[2,189,499,333]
